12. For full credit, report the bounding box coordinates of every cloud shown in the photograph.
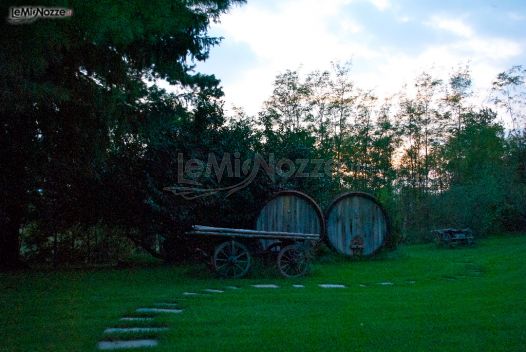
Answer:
[369,0,391,11]
[218,0,373,65]
[206,0,375,114]
[426,16,474,38]
[340,18,363,34]
[356,38,521,110]
[193,1,524,116]
[508,12,526,21]
[423,15,521,61]
[462,37,522,60]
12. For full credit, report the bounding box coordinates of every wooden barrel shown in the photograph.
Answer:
[256,190,324,249]
[326,192,390,256]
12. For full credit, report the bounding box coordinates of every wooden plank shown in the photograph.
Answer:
[192,225,320,237]
[187,231,320,241]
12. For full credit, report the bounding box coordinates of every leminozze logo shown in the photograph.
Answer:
[7,6,73,24]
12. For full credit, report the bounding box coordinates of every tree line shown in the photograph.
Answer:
[1,1,524,268]
[252,63,525,244]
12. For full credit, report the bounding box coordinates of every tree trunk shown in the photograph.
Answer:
[0,208,24,270]
[1,122,30,270]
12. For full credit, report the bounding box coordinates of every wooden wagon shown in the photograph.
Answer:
[186,191,325,278]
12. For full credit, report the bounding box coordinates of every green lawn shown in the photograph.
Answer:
[1,235,525,352]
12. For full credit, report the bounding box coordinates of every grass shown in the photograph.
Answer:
[1,234,525,351]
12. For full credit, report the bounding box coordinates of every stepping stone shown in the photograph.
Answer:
[292,284,305,288]
[319,284,346,288]
[252,284,279,288]
[136,308,182,314]
[97,339,158,350]
[378,282,394,286]
[407,280,416,284]
[183,292,198,296]
[120,317,154,322]
[203,289,224,293]
[359,284,367,288]
[225,286,240,290]
[104,327,168,334]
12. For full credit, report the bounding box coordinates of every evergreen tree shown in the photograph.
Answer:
[0,0,244,268]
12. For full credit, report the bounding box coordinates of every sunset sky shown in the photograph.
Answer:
[195,0,526,115]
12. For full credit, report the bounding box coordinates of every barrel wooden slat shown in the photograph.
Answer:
[256,190,324,249]
[326,192,389,256]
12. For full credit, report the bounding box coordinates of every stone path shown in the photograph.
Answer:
[203,289,224,293]
[97,340,158,350]
[119,316,153,321]
[104,327,169,334]
[136,307,183,314]
[319,284,346,288]
[252,284,279,288]
[97,281,399,349]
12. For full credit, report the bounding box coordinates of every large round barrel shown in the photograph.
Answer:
[326,192,390,256]
[256,190,324,249]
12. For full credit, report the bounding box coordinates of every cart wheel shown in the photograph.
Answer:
[432,231,442,247]
[213,240,251,278]
[277,244,309,278]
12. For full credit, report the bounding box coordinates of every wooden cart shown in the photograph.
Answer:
[187,225,319,278]
[186,190,325,278]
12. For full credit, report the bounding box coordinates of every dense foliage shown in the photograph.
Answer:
[254,64,526,243]
[1,2,524,268]
[0,0,245,267]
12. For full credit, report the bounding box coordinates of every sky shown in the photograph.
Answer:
[194,0,526,116]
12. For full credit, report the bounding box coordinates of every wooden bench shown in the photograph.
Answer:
[432,228,474,247]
